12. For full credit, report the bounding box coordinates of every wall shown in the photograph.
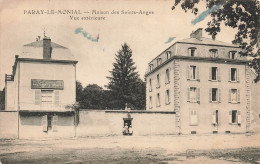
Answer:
[250,76,260,133]
[19,112,74,139]
[146,61,175,111]
[178,60,247,134]
[0,111,18,139]
[5,81,15,111]
[19,61,76,111]
[77,110,176,137]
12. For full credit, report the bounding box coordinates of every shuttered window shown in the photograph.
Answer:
[190,109,198,125]
[42,115,48,132]
[149,96,152,109]
[35,90,41,105]
[229,89,240,103]
[229,110,241,125]
[230,68,240,82]
[212,110,218,125]
[53,115,58,132]
[54,90,60,106]
[165,89,170,105]
[187,87,199,103]
[156,93,160,107]
[156,74,160,88]
[165,69,170,84]
[149,78,152,92]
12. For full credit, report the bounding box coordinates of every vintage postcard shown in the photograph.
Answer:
[0,0,259,163]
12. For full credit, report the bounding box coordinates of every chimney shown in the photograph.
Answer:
[190,28,203,40]
[43,37,52,59]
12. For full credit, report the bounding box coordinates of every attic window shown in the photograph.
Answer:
[157,58,162,66]
[149,64,154,71]
[229,51,237,59]
[188,47,196,57]
[209,49,218,58]
[166,51,172,59]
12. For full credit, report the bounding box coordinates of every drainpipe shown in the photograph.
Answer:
[17,61,20,139]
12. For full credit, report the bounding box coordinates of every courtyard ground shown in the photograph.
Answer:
[0,133,260,163]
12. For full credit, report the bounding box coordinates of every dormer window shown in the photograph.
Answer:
[229,51,237,59]
[188,47,196,57]
[209,49,218,58]
[157,58,162,66]
[166,51,172,59]
[149,64,154,71]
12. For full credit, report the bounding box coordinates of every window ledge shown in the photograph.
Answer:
[229,102,240,104]
[189,124,198,126]
[165,82,170,85]
[209,80,220,82]
[149,90,152,92]
[187,79,200,81]
[156,105,161,108]
[229,81,240,83]
[165,102,171,105]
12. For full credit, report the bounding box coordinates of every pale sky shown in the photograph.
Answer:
[0,0,238,89]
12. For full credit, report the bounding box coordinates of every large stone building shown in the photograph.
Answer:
[145,28,253,135]
[3,36,78,139]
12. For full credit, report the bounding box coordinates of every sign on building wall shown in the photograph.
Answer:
[31,79,64,90]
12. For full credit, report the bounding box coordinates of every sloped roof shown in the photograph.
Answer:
[20,39,76,60]
[24,40,68,49]
[177,37,239,47]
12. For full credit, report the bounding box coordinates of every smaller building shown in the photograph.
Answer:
[2,36,78,139]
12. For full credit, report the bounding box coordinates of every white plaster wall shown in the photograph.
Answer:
[19,62,76,111]
[179,60,247,134]
[146,61,175,111]
[77,110,176,137]
[0,112,18,139]
[19,114,74,139]
[5,81,15,111]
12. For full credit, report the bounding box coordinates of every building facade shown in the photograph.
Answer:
[4,36,78,139]
[145,28,252,135]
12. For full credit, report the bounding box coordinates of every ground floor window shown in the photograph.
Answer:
[212,110,218,125]
[229,110,241,125]
[190,109,198,125]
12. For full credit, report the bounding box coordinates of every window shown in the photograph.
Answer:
[187,87,200,103]
[189,48,196,57]
[187,65,199,80]
[149,64,154,71]
[149,78,152,92]
[190,109,198,125]
[35,90,59,106]
[230,68,239,82]
[229,110,241,125]
[156,74,160,88]
[209,88,221,102]
[157,58,162,66]
[229,51,236,59]
[209,67,219,81]
[165,89,170,105]
[212,88,217,101]
[209,49,218,58]
[229,89,240,103]
[156,93,160,107]
[41,90,53,104]
[166,51,172,59]
[149,96,152,109]
[212,110,218,125]
[165,69,170,84]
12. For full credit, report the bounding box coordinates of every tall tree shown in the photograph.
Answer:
[172,0,260,82]
[107,43,145,110]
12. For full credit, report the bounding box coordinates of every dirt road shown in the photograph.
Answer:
[0,133,259,163]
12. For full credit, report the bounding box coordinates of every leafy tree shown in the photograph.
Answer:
[172,0,260,82]
[76,81,84,103]
[81,84,106,109]
[107,43,145,110]
[0,87,5,110]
